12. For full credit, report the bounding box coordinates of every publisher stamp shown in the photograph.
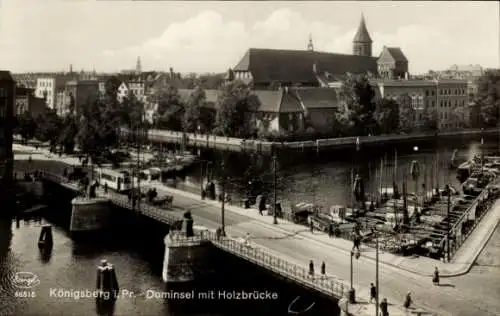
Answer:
[12,272,40,298]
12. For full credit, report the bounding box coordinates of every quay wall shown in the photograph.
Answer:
[122,127,500,153]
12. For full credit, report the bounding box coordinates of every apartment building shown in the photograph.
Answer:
[35,75,74,109]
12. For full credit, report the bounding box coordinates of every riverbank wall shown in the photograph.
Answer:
[129,127,500,154]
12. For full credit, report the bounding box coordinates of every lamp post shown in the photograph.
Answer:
[272,154,278,225]
[349,249,356,303]
[480,128,484,174]
[220,161,226,237]
[445,184,451,262]
[348,137,360,304]
[374,223,383,316]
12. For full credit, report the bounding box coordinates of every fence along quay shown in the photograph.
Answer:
[37,169,347,300]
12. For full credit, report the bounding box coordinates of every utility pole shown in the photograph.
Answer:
[272,154,278,225]
[446,184,451,262]
[220,162,226,236]
[375,229,380,316]
[481,128,484,174]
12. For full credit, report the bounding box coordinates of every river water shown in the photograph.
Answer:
[1,137,498,316]
[0,205,338,316]
[172,138,499,209]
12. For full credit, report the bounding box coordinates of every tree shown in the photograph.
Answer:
[58,114,78,154]
[214,81,260,138]
[374,98,399,134]
[16,111,37,143]
[153,85,184,131]
[338,74,377,136]
[35,109,61,151]
[183,86,205,132]
[421,107,438,132]
[76,99,103,161]
[398,93,415,133]
[473,69,500,127]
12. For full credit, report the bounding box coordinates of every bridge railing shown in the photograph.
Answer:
[197,229,346,298]
[448,181,500,259]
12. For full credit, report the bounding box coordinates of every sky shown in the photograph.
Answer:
[0,0,498,74]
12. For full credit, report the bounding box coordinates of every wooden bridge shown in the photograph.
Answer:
[39,170,348,300]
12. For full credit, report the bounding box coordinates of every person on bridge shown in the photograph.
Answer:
[403,292,412,310]
[308,260,314,276]
[432,267,440,286]
[320,261,325,276]
[370,283,377,303]
[380,298,389,316]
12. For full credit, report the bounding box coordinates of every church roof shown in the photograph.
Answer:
[378,47,408,63]
[233,48,377,85]
[353,14,372,43]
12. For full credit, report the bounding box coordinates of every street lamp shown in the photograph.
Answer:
[220,161,226,237]
[445,184,451,263]
[272,154,278,225]
[374,223,384,316]
[349,249,357,303]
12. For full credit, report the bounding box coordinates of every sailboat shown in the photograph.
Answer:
[449,149,459,169]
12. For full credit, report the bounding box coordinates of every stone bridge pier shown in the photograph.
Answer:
[162,212,214,283]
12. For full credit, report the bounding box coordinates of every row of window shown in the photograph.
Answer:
[440,88,466,96]
[440,100,466,108]
[38,80,53,88]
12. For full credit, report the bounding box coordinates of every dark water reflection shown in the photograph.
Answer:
[172,138,499,208]
[0,207,338,316]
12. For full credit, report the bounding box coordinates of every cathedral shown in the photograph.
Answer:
[227,15,408,89]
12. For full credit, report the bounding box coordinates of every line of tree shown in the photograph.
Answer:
[15,69,500,152]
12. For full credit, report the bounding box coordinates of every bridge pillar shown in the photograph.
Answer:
[162,223,213,283]
[69,197,112,232]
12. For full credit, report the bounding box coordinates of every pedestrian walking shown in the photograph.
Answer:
[380,298,389,316]
[352,234,361,252]
[403,292,412,309]
[308,260,314,276]
[320,261,326,276]
[370,283,377,303]
[432,267,440,286]
[309,220,314,234]
[216,227,222,241]
[328,224,333,238]
[104,182,108,194]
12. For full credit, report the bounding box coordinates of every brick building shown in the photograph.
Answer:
[15,87,47,117]
[65,80,99,117]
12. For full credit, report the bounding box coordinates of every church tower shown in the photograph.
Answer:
[136,56,142,74]
[352,14,372,57]
[307,33,314,52]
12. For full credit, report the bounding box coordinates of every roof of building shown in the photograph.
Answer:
[353,14,372,43]
[233,48,377,85]
[15,87,34,95]
[254,89,304,113]
[376,79,437,87]
[0,70,14,82]
[178,88,219,109]
[378,47,408,63]
[295,88,339,109]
